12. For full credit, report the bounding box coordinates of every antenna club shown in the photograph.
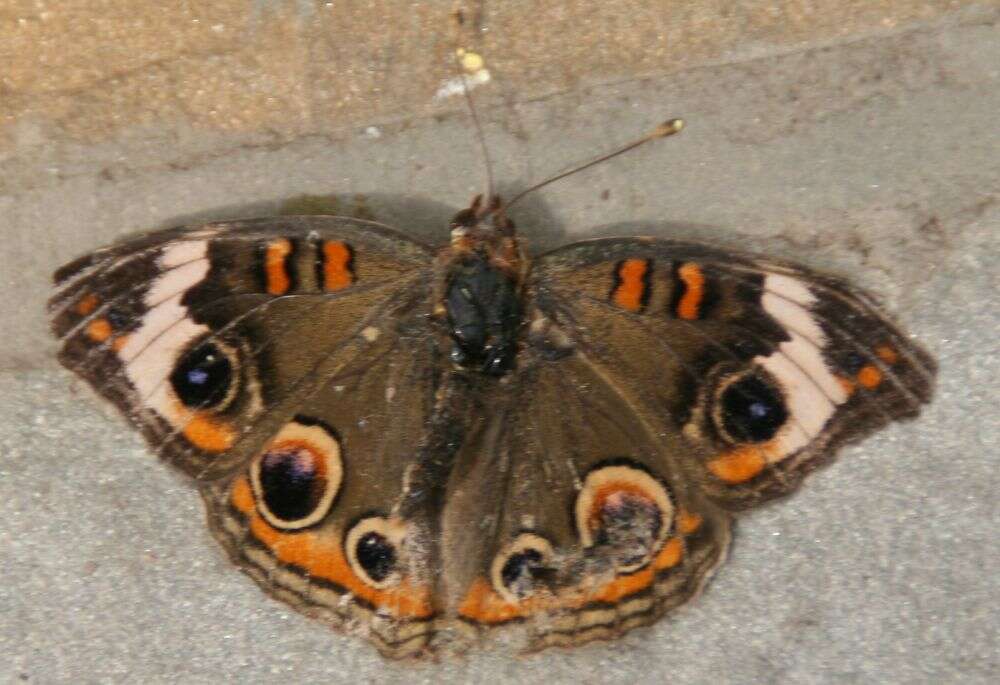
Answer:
[652,118,685,138]
[504,115,687,211]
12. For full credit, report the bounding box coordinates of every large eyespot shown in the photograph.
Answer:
[250,418,342,530]
[490,533,555,603]
[575,461,674,574]
[714,369,788,444]
[345,516,407,589]
[169,340,237,410]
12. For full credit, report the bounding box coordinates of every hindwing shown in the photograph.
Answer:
[438,352,731,652]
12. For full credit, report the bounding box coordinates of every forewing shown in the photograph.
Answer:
[49,216,433,480]
[529,238,936,509]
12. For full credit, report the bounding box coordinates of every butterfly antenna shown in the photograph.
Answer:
[455,48,493,200]
[452,30,495,202]
[503,118,685,211]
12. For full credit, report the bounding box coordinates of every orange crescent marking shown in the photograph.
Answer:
[86,318,112,342]
[230,476,433,618]
[183,414,235,452]
[676,510,703,535]
[589,566,655,604]
[76,293,99,315]
[264,239,292,295]
[612,259,649,311]
[458,536,686,624]
[856,364,883,389]
[589,536,685,603]
[322,241,353,291]
[676,262,705,320]
[111,334,131,353]
[231,477,256,513]
[875,344,899,365]
[458,578,543,624]
[707,445,770,484]
[652,537,684,570]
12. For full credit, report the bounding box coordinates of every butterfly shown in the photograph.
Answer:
[48,117,936,659]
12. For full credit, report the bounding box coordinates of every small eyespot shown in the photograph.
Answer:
[344,516,407,589]
[490,533,554,603]
[716,370,788,444]
[250,418,342,530]
[170,341,235,409]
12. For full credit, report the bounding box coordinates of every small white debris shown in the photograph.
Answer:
[363,125,381,139]
[385,386,396,402]
[434,67,491,101]
[361,326,380,342]
[334,385,345,393]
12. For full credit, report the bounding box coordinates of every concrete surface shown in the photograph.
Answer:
[1,2,998,683]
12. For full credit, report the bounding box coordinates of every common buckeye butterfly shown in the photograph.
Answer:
[49,109,935,657]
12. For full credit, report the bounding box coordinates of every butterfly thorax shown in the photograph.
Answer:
[440,195,527,377]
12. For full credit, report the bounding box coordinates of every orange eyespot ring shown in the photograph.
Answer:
[575,461,674,573]
[250,418,343,530]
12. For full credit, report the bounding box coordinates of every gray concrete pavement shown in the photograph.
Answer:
[1,4,997,683]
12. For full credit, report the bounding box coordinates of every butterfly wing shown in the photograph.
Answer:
[50,217,447,656]
[437,349,731,652]
[527,237,936,509]
[49,216,433,480]
[437,237,934,652]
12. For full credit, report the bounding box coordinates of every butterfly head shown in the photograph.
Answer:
[447,193,525,286]
[450,193,515,237]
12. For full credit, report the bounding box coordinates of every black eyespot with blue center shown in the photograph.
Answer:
[719,373,788,443]
[356,532,396,583]
[170,342,233,408]
[259,448,324,522]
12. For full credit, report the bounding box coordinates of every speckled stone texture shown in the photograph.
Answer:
[1,2,997,683]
